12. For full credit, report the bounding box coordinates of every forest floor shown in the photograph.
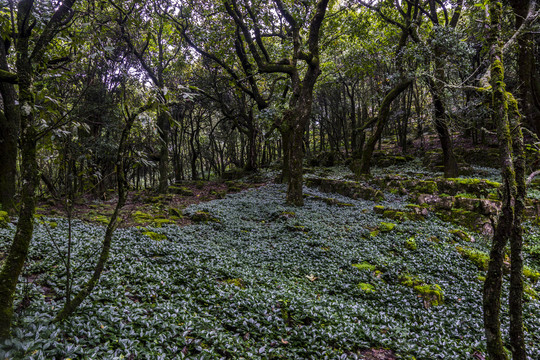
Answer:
[1,155,540,359]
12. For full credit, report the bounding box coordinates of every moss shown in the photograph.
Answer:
[190,211,220,223]
[413,180,438,194]
[223,278,245,288]
[524,284,539,300]
[169,185,194,196]
[477,275,486,282]
[370,230,380,237]
[413,284,444,306]
[142,231,167,241]
[152,218,174,227]
[358,282,376,293]
[352,262,377,271]
[168,208,183,218]
[133,210,153,223]
[92,215,110,225]
[0,211,9,228]
[455,193,477,199]
[456,246,489,271]
[379,222,396,232]
[405,238,417,250]
[399,274,423,287]
[524,266,540,282]
[449,229,473,242]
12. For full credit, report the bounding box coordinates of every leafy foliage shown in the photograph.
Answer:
[1,184,539,359]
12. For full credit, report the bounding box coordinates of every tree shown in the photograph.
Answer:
[0,12,20,214]
[0,0,77,338]
[482,0,527,358]
[173,0,330,205]
[111,0,185,193]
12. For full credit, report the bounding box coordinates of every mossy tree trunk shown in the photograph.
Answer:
[0,39,20,214]
[482,1,527,358]
[509,93,527,359]
[0,0,77,339]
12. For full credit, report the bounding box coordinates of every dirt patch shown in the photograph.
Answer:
[358,348,397,360]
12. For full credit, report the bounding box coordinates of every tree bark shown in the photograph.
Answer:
[483,2,518,359]
[0,38,20,214]
[509,0,539,135]
[0,0,77,338]
[355,79,412,176]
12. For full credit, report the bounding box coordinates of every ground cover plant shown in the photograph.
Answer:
[1,179,539,359]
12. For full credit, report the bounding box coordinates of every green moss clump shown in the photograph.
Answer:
[142,231,167,241]
[449,229,473,242]
[153,218,174,227]
[399,274,423,287]
[358,282,376,293]
[413,180,438,194]
[190,211,220,223]
[524,266,540,282]
[524,284,539,300]
[169,185,194,196]
[456,246,489,270]
[0,211,10,228]
[133,211,153,224]
[413,284,444,306]
[223,278,245,288]
[93,215,110,225]
[373,205,385,214]
[379,222,396,232]
[405,238,417,250]
[352,262,377,271]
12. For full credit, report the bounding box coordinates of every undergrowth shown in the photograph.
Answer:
[0,184,538,359]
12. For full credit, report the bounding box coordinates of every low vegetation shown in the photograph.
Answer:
[1,163,539,358]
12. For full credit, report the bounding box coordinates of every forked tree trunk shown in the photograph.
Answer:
[355,79,412,176]
[54,103,145,322]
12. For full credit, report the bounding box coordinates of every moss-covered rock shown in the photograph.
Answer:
[436,208,494,235]
[405,238,417,250]
[142,231,167,241]
[190,210,220,223]
[133,211,153,224]
[352,262,377,271]
[413,284,444,306]
[379,222,396,232]
[305,178,384,202]
[456,246,489,271]
[449,229,474,243]
[152,218,175,227]
[169,185,194,196]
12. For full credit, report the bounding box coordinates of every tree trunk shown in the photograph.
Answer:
[0,39,20,214]
[429,72,459,178]
[54,103,140,322]
[483,2,519,359]
[355,79,412,176]
[509,0,539,135]
[157,111,170,193]
[0,14,37,337]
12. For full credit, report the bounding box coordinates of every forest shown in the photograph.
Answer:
[0,0,540,359]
